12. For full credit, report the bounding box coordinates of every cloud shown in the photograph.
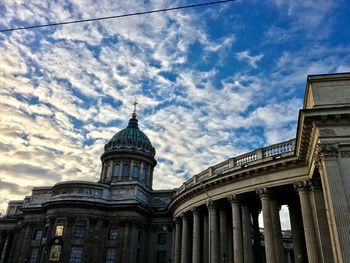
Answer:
[235,51,264,68]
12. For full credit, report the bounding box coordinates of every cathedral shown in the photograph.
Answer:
[1,72,350,263]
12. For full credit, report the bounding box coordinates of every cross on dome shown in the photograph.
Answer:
[132,101,138,118]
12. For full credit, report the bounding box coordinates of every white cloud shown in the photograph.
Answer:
[235,51,264,68]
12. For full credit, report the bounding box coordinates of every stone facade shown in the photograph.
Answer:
[1,72,350,263]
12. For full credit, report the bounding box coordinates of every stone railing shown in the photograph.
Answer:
[176,139,295,194]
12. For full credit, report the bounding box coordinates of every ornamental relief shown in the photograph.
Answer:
[341,151,350,158]
[313,143,339,165]
[319,128,337,137]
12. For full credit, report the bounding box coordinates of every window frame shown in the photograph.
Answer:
[108,227,118,240]
[73,225,86,239]
[69,246,83,263]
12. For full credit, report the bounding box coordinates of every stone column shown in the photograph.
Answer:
[288,201,307,263]
[227,220,233,263]
[181,213,190,263]
[192,207,201,263]
[172,222,176,263]
[203,213,209,263]
[174,218,182,263]
[315,143,350,262]
[241,204,253,263]
[251,208,262,263]
[257,188,276,263]
[0,231,12,263]
[18,222,34,262]
[0,231,8,263]
[219,208,228,263]
[228,195,243,263]
[309,179,334,263]
[207,200,219,263]
[294,181,320,263]
[0,231,6,261]
[270,199,285,262]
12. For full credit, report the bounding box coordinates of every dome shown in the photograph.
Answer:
[104,113,155,157]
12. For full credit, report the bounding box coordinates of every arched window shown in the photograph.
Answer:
[123,163,130,177]
[141,165,148,180]
[133,165,139,178]
[112,163,120,177]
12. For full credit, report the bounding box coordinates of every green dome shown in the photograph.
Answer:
[104,115,155,157]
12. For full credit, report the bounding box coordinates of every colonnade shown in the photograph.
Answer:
[172,179,331,263]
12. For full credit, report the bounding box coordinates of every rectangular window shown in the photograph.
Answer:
[123,163,130,177]
[112,164,120,177]
[74,225,86,239]
[105,248,117,263]
[69,246,83,263]
[55,225,64,237]
[33,229,43,240]
[157,233,166,244]
[156,250,166,263]
[49,245,61,261]
[28,247,39,263]
[141,165,148,180]
[132,165,139,178]
[108,228,118,240]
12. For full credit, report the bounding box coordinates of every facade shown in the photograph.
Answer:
[0,72,350,263]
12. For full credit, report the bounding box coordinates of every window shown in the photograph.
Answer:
[33,229,43,240]
[69,246,83,263]
[156,250,166,263]
[157,233,166,244]
[141,165,148,180]
[112,163,120,177]
[123,163,130,177]
[108,228,118,240]
[105,248,117,263]
[28,247,39,263]
[49,245,61,261]
[55,225,64,237]
[74,225,86,239]
[132,165,139,178]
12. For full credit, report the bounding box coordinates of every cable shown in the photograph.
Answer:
[0,0,236,33]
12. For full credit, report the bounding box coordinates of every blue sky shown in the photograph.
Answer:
[0,0,350,222]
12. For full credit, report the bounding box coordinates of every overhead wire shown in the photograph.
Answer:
[0,0,236,33]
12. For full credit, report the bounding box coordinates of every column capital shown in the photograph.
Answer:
[191,206,199,214]
[228,194,240,203]
[173,217,181,224]
[206,199,217,209]
[256,187,270,198]
[314,143,339,165]
[294,180,311,192]
[310,178,322,191]
[180,212,189,219]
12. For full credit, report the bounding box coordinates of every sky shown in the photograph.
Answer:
[0,0,349,228]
